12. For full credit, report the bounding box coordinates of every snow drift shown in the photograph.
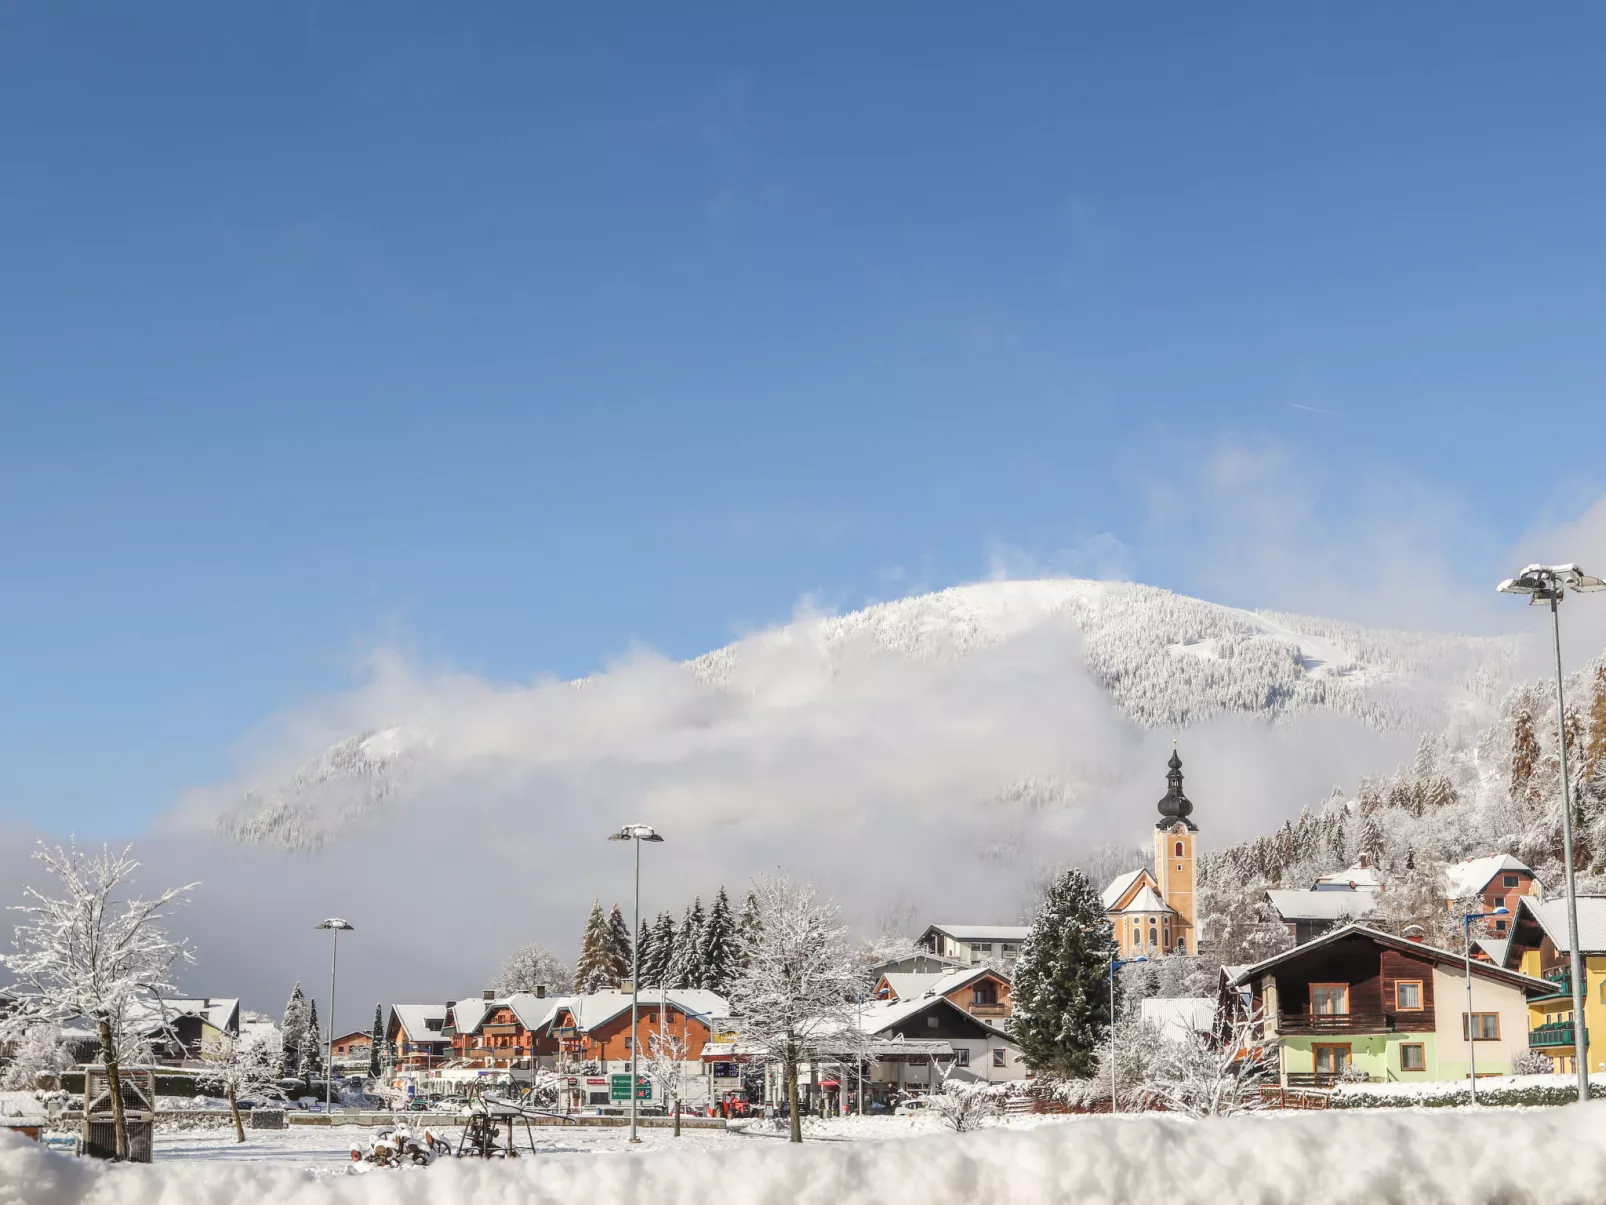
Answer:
[7,1107,1606,1205]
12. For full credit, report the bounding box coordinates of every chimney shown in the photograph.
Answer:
[536,985,546,999]
[619,979,634,995]
[1357,853,1373,869]
[1402,925,1426,944]
[483,990,496,1000]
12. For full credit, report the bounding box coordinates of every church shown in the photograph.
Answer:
[1100,749,1199,957]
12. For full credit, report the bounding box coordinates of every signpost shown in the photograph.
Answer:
[610,1074,651,1102]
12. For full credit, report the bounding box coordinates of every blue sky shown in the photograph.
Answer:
[3,3,1605,829]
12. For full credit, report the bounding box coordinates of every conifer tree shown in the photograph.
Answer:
[1585,666,1606,783]
[1512,708,1542,804]
[646,911,676,986]
[636,918,656,986]
[281,983,308,1080]
[1011,868,1113,1077]
[1358,811,1385,867]
[369,1005,383,1078]
[736,888,762,969]
[668,900,705,989]
[575,900,612,993]
[300,999,323,1089]
[699,887,739,996]
[606,903,634,986]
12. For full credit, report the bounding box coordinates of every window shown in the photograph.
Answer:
[1491,897,1505,911]
[1503,875,1520,888]
[1394,981,1423,1011]
[972,983,997,1005]
[1495,919,1507,933]
[1312,984,1350,1015]
[1148,928,1158,947]
[974,943,993,953]
[926,1015,939,1029]
[1313,1044,1351,1075]
[952,1048,970,1067]
[1462,1013,1500,1041]
[1175,841,1184,857]
[1400,1043,1426,1072]
[992,1048,1006,1068]
[1600,980,1606,1005]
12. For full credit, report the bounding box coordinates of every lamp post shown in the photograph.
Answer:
[314,918,354,1113]
[1462,907,1509,1105]
[1108,951,1147,1114]
[608,823,663,1144]
[1499,562,1604,1103]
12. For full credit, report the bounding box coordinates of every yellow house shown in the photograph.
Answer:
[1501,894,1606,1075]
[1102,749,1198,957]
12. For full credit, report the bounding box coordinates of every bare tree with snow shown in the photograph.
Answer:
[0,841,195,1160]
[201,1027,286,1143]
[493,942,576,996]
[1151,1007,1271,1118]
[726,872,870,1144]
[642,1025,690,1137]
[0,1021,73,1091]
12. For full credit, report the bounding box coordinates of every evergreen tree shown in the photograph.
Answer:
[300,999,323,1089]
[575,900,612,993]
[1512,708,1541,804]
[369,1005,383,1079]
[646,911,676,986]
[1586,666,1606,783]
[1011,868,1113,1077]
[668,900,705,989]
[699,887,739,996]
[1358,811,1385,867]
[636,918,656,986]
[281,983,308,1080]
[736,888,762,969]
[606,903,634,986]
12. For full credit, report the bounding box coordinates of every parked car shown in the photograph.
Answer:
[894,1097,930,1116]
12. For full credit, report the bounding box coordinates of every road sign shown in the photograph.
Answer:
[609,1074,652,1102]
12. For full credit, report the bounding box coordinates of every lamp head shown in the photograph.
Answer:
[609,824,664,842]
[315,918,355,931]
[1498,564,1605,604]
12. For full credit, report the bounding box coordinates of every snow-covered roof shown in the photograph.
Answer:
[1515,895,1606,956]
[1311,862,1385,892]
[507,993,569,1033]
[1444,855,1533,901]
[922,924,1030,943]
[1139,997,1215,1042]
[1234,923,1553,995]
[1476,938,1511,966]
[853,994,1013,1042]
[391,1004,450,1044]
[1101,870,1152,910]
[879,966,1005,1003]
[551,990,733,1034]
[0,1092,48,1126]
[1264,889,1378,922]
[449,998,493,1035]
[1114,885,1175,916]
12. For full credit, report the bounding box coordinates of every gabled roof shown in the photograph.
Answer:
[853,993,1014,1043]
[1264,889,1378,923]
[1311,861,1384,892]
[1444,855,1534,901]
[921,923,1030,943]
[546,989,733,1034]
[389,1004,450,1044]
[1139,996,1215,1041]
[1475,937,1511,966]
[1115,885,1175,916]
[1233,923,1553,995]
[1511,895,1606,957]
[878,965,1008,1003]
[1101,869,1156,911]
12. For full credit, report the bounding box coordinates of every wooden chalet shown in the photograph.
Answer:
[873,965,1012,1021]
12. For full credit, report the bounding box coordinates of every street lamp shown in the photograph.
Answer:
[314,918,354,1113]
[1108,951,1147,1114]
[1499,562,1604,1103]
[1462,907,1509,1105]
[608,823,663,1144]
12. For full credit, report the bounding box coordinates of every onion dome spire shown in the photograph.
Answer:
[1157,744,1197,831]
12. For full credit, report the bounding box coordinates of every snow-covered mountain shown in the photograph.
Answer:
[213,579,1523,853]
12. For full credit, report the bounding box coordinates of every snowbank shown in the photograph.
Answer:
[8,1105,1606,1204]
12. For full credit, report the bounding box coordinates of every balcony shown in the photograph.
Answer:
[967,1003,1010,1018]
[1536,969,1573,999]
[1530,1022,1586,1049]
[1278,1011,1395,1035]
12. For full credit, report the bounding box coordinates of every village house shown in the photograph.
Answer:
[386,1004,451,1071]
[134,997,240,1065]
[916,924,1029,972]
[852,993,1027,1100]
[1102,750,1200,956]
[873,965,1012,1021]
[1234,923,1552,1086]
[329,1030,372,1067]
[1444,855,1542,935]
[1500,894,1606,1075]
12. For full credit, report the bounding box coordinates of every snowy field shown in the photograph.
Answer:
[9,1105,1606,1204]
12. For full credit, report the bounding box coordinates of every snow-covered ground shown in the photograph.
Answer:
[10,1104,1606,1203]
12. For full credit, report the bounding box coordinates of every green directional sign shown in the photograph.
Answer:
[610,1074,651,1101]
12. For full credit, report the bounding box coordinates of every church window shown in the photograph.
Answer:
[1148,927,1158,946]
[1175,842,1184,857]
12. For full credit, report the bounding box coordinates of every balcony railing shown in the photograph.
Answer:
[968,1003,1010,1017]
[1538,969,1573,998]
[1530,1022,1586,1049]
[1286,1071,1377,1088]
[1278,1011,1395,1034]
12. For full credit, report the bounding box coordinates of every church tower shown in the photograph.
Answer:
[1153,748,1199,955]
